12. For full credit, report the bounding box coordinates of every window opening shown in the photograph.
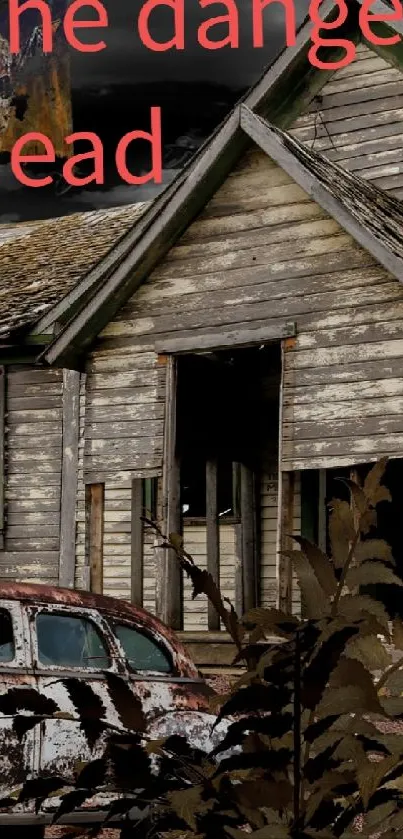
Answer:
[36,613,110,669]
[114,624,172,674]
[0,609,14,662]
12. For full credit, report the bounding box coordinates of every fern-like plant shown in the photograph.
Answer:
[3,458,403,839]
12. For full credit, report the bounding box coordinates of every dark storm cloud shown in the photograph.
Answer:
[70,0,309,88]
[0,0,310,222]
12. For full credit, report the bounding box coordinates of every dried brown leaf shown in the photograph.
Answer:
[316,683,383,719]
[360,508,378,535]
[168,786,213,831]
[286,551,330,618]
[346,634,393,670]
[363,457,389,504]
[337,479,368,515]
[393,619,403,650]
[357,755,399,809]
[292,535,337,596]
[337,595,390,631]
[328,499,355,569]
[346,562,402,590]
[354,540,393,564]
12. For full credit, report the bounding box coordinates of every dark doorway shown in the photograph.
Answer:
[175,342,281,615]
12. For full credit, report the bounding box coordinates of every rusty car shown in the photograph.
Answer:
[0,581,227,837]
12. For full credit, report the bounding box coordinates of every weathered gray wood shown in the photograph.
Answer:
[0,367,5,550]
[7,397,62,411]
[59,370,80,588]
[240,106,403,288]
[277,470,295,613]
[87,483,104,595]
[159,356,182,629]
[131,479,144,607]
[7,538,59,551]
[84,437,163,457]
[43,111,245,366]
[318,470,327,553]
[7,524,60,538]
[206,459,220,631]
[240,464,257,613]
[234,522,243,617]
[156,323,296,355]
[86,420,164,439]
[284,414,403,441]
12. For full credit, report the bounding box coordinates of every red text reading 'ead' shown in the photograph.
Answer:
[8,0,403,186]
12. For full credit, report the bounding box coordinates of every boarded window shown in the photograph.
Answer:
[36,613,110,669]
[114,624,172,673]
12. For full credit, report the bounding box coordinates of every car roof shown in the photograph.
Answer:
[0,581,198,677]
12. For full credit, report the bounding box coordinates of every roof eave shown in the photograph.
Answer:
[240,106,403,286]
[41,108,245,367]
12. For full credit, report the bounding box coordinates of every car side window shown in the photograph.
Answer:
[114,624,172,674]
[0,609,14,663]
[36,613,110,669]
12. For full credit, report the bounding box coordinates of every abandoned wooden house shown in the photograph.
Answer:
[1,0,403,663]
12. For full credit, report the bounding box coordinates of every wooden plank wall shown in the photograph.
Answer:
[82,351,164,483]
[290,42,403,197]
[90,144,403,471]
[260,465,301,614]
[80,89,403,612]
[2,366,63,583]
[182,523,236,631]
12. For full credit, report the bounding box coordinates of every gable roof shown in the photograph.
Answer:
[0,203,150,341]
[2,0,403,364]
[39,101,403,367]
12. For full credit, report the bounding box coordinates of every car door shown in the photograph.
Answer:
[105,617,217,750]
[0,599,38,800]
[25,602,124,781]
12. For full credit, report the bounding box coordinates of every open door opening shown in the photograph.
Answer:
[170,342,281,631]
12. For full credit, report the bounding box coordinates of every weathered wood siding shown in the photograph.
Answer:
[79,132,403,613]
[290,42,403,197]
[260,466,301,613]
[182,523,236,631]
[83,350,164,484]
[1,366,63,583]
[88,145,403,476]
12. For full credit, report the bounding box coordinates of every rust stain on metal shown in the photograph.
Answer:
[0,581,197,677]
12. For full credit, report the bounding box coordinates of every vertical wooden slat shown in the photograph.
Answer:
[131,478,144,607]
[87,483,104,595]
[206,458,220,630]
[277,470,295,613]
[234,522,243,617]
[59,369,80,588]
[277,339,295,613]
[240,463,257,613]
[318,469,327,553]
[0,367,5,551]
[160,356,182,629]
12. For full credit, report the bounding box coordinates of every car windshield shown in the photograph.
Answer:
[114,624,172,673]
[36,613,110,669]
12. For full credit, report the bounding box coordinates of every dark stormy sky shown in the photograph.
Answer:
[0,0,309,222]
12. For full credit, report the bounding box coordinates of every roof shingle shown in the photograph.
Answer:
[0,202,150,340]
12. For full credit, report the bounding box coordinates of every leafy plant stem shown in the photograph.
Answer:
[331,526,361,616]
[294,629,301,834]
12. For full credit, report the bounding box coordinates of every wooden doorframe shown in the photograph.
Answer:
[157,326,296,629]
[157,355,183,630]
